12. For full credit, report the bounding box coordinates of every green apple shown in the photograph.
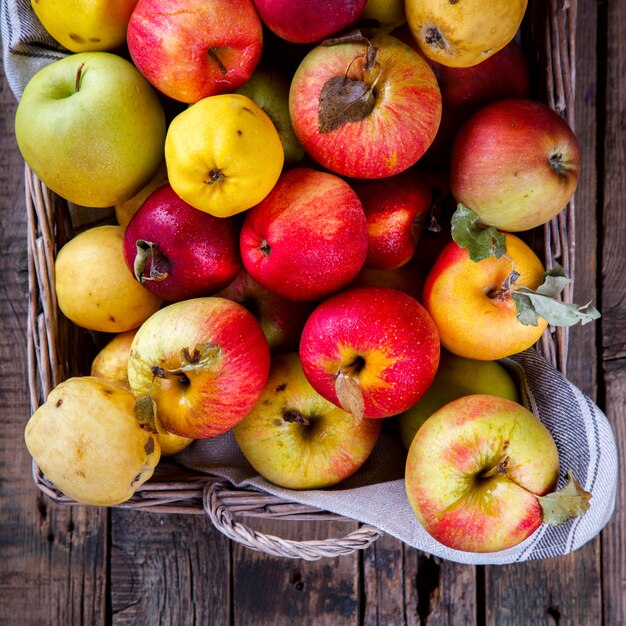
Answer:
[397,349,519,449]
[362,0,406,25]
[15,52,166,208]
[236,68,305,163]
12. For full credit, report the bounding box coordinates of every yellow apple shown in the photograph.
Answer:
[55,225,162,333]
[165,94,284,217]
[24,377,161,505]
[362,0,405,25]
[31,0,139,52]
[397,349,520,449]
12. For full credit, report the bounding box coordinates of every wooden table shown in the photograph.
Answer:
[1,1,624,623]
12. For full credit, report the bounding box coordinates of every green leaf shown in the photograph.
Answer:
[539,470,592,526]
[451,204,507,262]
[535,263,571,298]
[511,293,540,326]
[335,370,365,421]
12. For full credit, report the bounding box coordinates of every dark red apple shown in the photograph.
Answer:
[123,184,242,302]
[215,269,314,353]
[351,169,432,270]
[252,0,367,44]
[240,168,368,301]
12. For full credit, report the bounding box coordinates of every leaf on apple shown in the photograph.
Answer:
[538,470,592,526]
[178,343,221,372]
[334,370,365,421]
[511,263,601,327]
[134,396,159,433]
[134,240,169,283]
[451,204,507,262]
[318,75,377,134]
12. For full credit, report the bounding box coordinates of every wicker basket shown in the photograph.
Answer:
[26,0,578,560]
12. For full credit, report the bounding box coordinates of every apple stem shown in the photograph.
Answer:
[75,63,85,93]
[486,257,519,300]
[208,47,228,75]
[260,239,271,257]
[481,455,510,479]
[134,240,170,283]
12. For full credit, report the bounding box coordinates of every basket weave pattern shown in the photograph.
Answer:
[26,0,578,559]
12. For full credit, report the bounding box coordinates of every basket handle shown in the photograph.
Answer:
[202,479,383,560]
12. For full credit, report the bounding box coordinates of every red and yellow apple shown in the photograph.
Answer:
[240,168,368,301]
[450,99,580,231]
[423,234,548,360]
[127,0,263,103]
[127,297,270,439]
[233,352,381,489]
[405,394,560,552]
[299,287,440,418]
[289,34,442,178]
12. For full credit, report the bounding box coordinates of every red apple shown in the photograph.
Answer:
[127,0,263,103]
[299,287,440,418]
[122,184,242,302]
[127,297,270,439]
[233,352,381,489]
[351,169,432,270]
[215,269,314,353]
[450,98,580,232]
[289,34,442,178]
[240,168,368,301]
[423,234,548,360]
[405,394,560,552]
[252,0,367,44]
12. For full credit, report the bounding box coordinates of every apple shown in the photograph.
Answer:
[423,234,548,361]
[299,286,440,418]
[450,98,581,232]
[424,41,532,166]
[127,0,263,103]
[351,169,433,270]
[165,94,284,217]
[405,394,560,552]
[289,34,441,178]
[233,352,382,489]
[15,52,166,207]
[127,297,270,439]
[115,161,169,227]
[240,168,368,301]
[251,0,367,44]
[405,0,527,68]
[31,0,139,52]
[25,377,161,506]
[215,270,313,353]
[397,349,520,449]
[55,225,162,333]
[362,0,405,25]
[236,67,305,163]
[122,184,242,302]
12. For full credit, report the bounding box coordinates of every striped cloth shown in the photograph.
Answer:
[2,1,618,564]
[179,349,618,564]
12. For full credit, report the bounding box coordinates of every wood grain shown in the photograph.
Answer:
[600,0,626,622]
[110,509,232,625]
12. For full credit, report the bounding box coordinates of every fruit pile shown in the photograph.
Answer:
[19,0,598,554]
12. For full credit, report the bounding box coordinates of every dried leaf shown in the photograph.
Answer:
[133,240,153,283]
[451,204,507,262]
[335,370,365,421]
[539,470,592,526]
[134,396,158,433]
[178,343,221,373]
[318,75,376,134]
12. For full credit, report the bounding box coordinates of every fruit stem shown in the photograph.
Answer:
[260,239,271,257]
[486,257,519,300]
[75,63,85,93]
[208,47,228,75]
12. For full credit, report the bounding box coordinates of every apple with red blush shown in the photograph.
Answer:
[289,34,441,179]
[299,286,440,419]
[127,0,263,103]
[215,270,314,353]
[240,168,368,302]
[252,0,367,44]
[122,184,242,302]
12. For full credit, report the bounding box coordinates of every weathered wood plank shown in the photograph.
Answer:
[600,0,626,621]
[0,65,108,625]
[110,509,232,625]
[484,1,603,623]
[232,519,360,625]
